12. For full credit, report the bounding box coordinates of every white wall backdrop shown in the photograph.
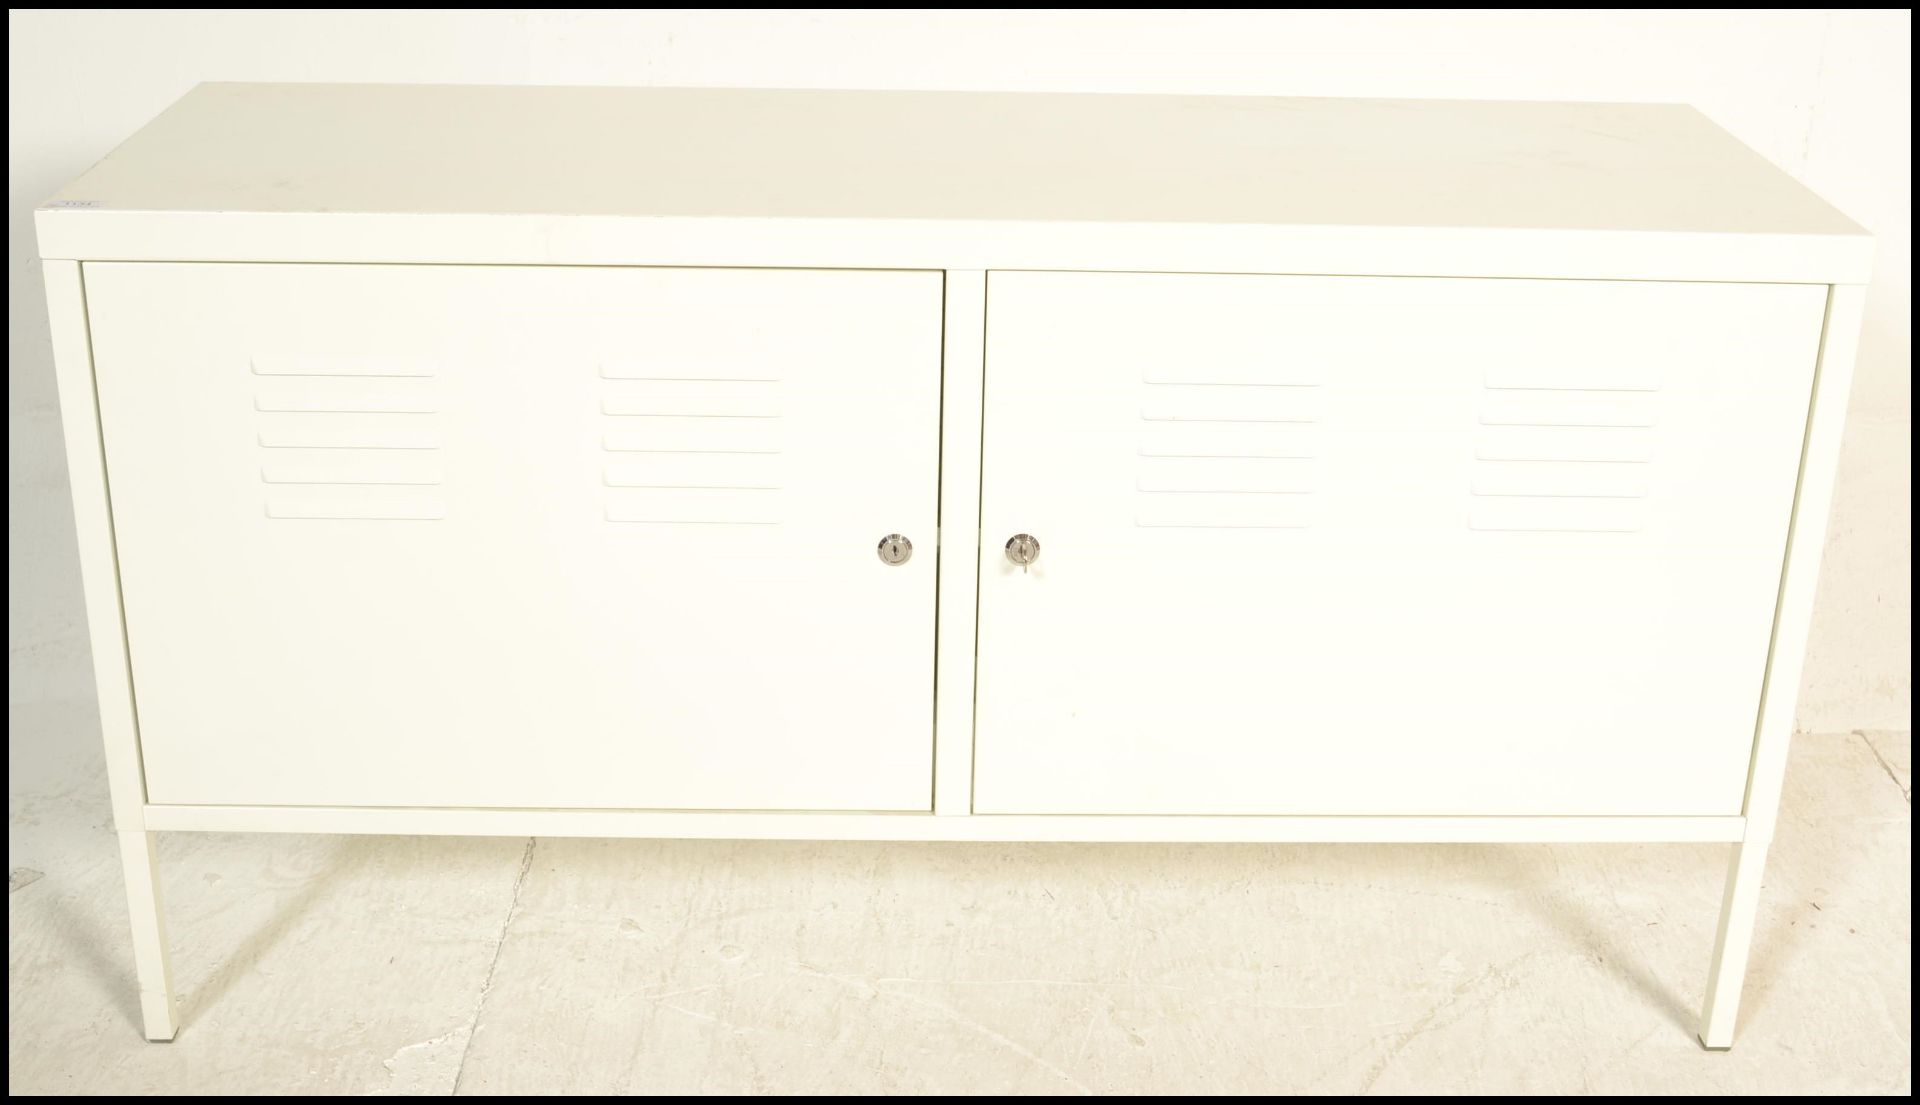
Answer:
[8,10,1910,730]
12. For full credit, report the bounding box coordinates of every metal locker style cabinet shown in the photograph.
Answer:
[37,84,1872,1049]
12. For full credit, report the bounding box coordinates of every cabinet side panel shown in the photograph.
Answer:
[43,260,148,827]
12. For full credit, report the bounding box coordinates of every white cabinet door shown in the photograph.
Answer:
[87,263,942,811]
[975,271,1826,816]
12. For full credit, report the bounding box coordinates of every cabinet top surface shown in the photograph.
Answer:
[45,82,1863,238]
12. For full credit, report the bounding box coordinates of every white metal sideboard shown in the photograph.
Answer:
[35,84,1872,1047]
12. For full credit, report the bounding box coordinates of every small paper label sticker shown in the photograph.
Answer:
[47,199,104,208]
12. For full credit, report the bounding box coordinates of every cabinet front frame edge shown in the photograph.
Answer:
[1739,281,1870,844]
[43,259,151,831]
[34,209,1874,286]
[140,804,1746,842]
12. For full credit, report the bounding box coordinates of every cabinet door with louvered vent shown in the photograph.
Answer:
[85,263,942,811]
[973,270,1825,816]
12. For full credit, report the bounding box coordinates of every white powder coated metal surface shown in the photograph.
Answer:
[36,83,1870,281]
[83,262,944,812]
[973,271,1825,816]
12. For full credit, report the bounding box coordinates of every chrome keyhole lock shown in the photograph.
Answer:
[1005,533,1040,572]
[877,534,913,566]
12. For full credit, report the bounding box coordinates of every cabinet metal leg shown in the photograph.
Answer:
[1697,839,1770,1049]
[116,830,178,1041]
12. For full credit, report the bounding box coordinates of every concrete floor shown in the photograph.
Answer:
[7,703,1910,1095]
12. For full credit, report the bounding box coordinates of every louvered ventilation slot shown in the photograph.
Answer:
[1470,370,1658,533]
[598,363,783,526]
[251,356,444,521]
[1134,370,1321,530]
